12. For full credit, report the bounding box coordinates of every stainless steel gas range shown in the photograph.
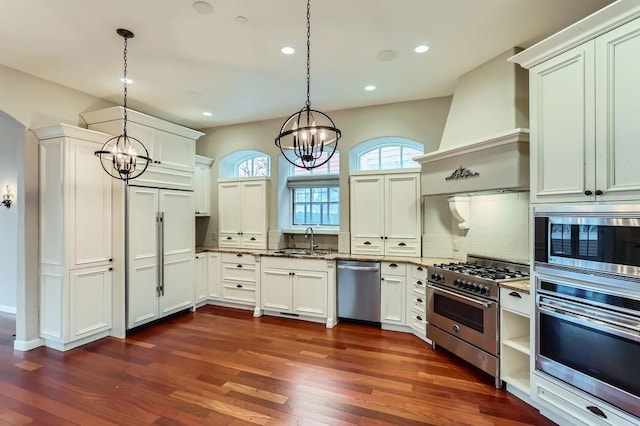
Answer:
[426,255,529,387]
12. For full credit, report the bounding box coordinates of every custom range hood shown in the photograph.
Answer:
[415,48,530,197]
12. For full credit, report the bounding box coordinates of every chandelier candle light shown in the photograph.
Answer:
[275,0,341,170]
[95,28,151,182]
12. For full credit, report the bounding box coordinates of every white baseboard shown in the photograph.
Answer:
[14,338,45,352]
[0,305,16,314]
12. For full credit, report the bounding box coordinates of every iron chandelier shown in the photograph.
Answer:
[275,0,341,170]
[95,28,152,182]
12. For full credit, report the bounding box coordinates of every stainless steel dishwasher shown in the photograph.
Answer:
[337,260,381,324]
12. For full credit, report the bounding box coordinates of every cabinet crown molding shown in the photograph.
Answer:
[32,123,111,143]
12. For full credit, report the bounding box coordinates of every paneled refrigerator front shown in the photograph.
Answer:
[127,185,195,329]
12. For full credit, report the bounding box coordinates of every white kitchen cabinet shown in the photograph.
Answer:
[381,262,406,326]
[500,287,531,398]
[528,18,640,203]
[207,252,221,300]
[218,178,269,249]
[127,187,195,329]
[219,252,261,314]
[261,256,331,325]
[532,373,638,426]
[194,155,214,216]
[81,106,204,190]
[350,171,421,257]
[35,124,114,351]
[407,264,428,339]
[195,253,207,306]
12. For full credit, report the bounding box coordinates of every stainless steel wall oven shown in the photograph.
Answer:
[536,271,640,418]
[534,204,640,419]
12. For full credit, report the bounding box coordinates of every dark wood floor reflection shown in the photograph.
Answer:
[0,306,554,425]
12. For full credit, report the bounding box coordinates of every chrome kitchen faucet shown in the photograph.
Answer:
[304,226,318,253]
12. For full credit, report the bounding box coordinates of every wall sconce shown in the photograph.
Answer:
[2,186,13,209]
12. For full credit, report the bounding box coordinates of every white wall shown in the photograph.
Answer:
[0,63,113,349]
[195,97,452,247]
[423,192,530,262]
[0,112,23,313]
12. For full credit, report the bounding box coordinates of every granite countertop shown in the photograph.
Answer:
[196,246,458,267]
[499,279,531,294]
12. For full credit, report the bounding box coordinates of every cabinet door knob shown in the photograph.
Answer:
[109,258,113,262]
[384,236,388,240]
[584,190,593,196]
[586,406,607,419]
[509,291,522,298]
[108,267,113,271]
[381,277,385,281]
[595,189,603,196]
[363,241,372,245]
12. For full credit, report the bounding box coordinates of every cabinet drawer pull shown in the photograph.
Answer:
[236,284,243,288]
[416,315,423,321]
[226,236,232,240]
[108,267,113,271]
[398,242,406,247]
[416,266,423,271]
[389,263,398,268]
[237,264,243,268]
[250,237,256,241]
[584,190,593,196]
[595,189,603,196]
[417,298,423,303]
[364,241,372,245]
[509,291,522,298]
[109,258,113,262]
[416,280,423,286]
[236,253,243,257]
[586,406,607,419]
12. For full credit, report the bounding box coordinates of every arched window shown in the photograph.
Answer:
[218,150,270,178]
[350,137,423,171]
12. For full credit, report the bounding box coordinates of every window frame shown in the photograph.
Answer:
[349,137,423,171]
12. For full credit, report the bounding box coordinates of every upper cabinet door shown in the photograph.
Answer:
[384,173,420,240]
[529,41,596,203]
[125,121,157,161]
[155,130,195,173]
[241,180,268,236]
[350,175,385,239]
[69,138,112,268]
[218,181,242,235]
[595,18,640,202]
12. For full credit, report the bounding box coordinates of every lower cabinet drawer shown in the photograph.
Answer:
[500,287,531,315]
[351,238,384,256]
[411,280,426,296]
[411,299,426,315]
[533,374,636,426]
[222,282,256,305]
[409,313,426,332]
[382,262,406,276]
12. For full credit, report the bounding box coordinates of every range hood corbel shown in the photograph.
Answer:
[448,196,470,230]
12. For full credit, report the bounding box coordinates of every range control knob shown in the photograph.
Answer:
[480,286,488,295]
[463,281,471,290]
[431,273,438,280]
[454,279,461,287]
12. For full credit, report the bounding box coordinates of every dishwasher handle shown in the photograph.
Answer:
[337,264,380,272]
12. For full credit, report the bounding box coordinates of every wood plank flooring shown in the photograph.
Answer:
[0,307,555,425]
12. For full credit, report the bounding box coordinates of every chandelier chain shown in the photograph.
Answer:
[123,35,128,135]
[305,0,311,108]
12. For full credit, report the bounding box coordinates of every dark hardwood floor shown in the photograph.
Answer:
[0,307,554,425]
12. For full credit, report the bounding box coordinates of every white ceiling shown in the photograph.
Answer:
[0,0,614,130]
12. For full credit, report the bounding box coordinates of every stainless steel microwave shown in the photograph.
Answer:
[534,205,640,277]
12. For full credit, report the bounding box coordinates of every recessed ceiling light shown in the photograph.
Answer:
[202,112,213,117]
[376,50,397,62]
[193,1,213,15]
[281,46,295,55]
[414,44,430,53]
[365,85,376,91]
[120,77,133,84]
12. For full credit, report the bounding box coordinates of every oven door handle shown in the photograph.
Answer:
[427,284,494,308]
[539,301,640,341]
